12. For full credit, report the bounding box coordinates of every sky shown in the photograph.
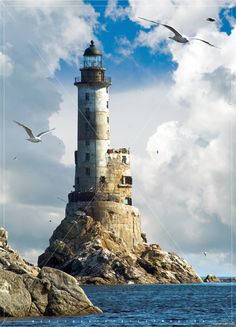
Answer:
[0,0,236,276]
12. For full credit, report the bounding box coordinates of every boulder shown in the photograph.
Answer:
[0,227,102,318]
[0,270,32,317]
[204,274,220,283]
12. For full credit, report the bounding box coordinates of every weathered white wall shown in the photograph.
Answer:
[75,84,111,192]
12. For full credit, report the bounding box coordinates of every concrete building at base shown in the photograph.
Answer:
[66,41,143,249]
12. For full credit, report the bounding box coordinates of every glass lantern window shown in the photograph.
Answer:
[84,55,102,68]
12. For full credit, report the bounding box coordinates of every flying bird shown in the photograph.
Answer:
[206,18,216,22]
[14,121,55,143]
[138,17,218,48]
[203,251,207,256]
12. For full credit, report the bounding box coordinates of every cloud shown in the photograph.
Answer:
[100,1,236,274]
[1,0,235,277]
[49,90,77,165]
[115,36,134,57]
[1,0,99,263]
[121,1,236,274]
[105,0,130,21]
[0,52,13,77]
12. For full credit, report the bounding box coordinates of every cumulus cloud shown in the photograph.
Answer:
[0,0,99,262]
[121,0,236,274]
[1,0,235,277]
[0,52,13,77]
[97,0,236,274]
[105,0,130,21]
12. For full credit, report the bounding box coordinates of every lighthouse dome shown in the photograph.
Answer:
[84,40,102,56]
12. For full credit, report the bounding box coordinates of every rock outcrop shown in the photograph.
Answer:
[0,227,102,318]
[204,274,221,283]
[38,212,203,285]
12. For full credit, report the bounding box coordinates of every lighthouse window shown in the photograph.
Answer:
[122,156,127,164]
[106,87,109,93]
[100,176,106,183]
[125,197,132,205]
[85,167,90,176]
[85,153,90,161]
[122,176,132,185]
[85,92,89,100]
[106,101,109,108]
[107,116,109,123]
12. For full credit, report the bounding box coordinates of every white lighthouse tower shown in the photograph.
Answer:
[66,41,142,249]
[73,40,111,195]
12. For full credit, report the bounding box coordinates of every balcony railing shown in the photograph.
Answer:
[74,76,111,83]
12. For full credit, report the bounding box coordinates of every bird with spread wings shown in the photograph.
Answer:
[14,120,55,143]
[138,17,218,48]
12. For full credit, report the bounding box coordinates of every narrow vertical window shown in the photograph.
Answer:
[85,153,90,161]
[106,101,109,108]
[107,116,109,123]
[85,167,90,176]
[85,92,89,100]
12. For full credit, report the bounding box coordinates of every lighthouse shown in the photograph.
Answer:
[74,40,111,194]
[67,41,142,249]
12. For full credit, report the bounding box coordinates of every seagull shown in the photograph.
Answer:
[138,17,218,48]
[206,18,216,22]
[203,251,207,256]
[14,120,55,143]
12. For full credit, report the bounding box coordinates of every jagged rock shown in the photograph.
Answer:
[0,228,102,318]
[0,227,8,248]
[0,241,39,277]
[204,274,220,283]
[39,213,203,285]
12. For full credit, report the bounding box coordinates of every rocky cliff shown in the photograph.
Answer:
[0,227,102,318]
[38,212,203,285]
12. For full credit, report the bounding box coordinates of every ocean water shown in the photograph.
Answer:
[1,283,235,326]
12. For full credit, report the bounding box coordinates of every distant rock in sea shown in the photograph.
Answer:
[38,212,203,285]
[219,277,236,283]
[0,227,102,318]
[204,274,221,283]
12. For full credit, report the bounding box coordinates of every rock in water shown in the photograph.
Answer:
[0,227,102,318]
[204,274,220,283]
[38,213,202,285]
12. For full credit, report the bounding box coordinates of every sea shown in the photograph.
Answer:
[1,283,235,326]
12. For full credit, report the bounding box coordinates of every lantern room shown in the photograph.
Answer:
[83,40,103,68]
